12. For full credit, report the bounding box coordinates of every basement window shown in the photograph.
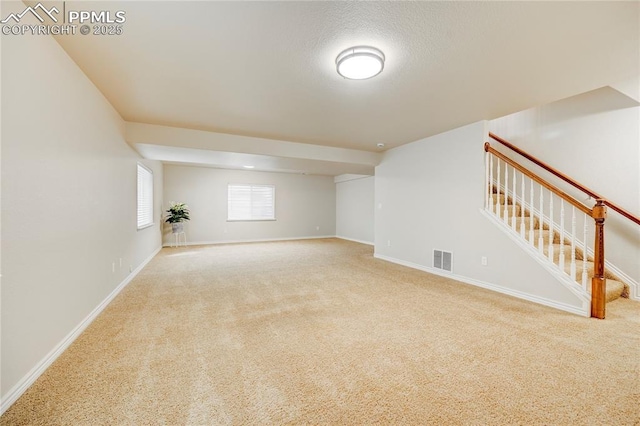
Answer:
[137,163,154,229]
[228,184,275,221]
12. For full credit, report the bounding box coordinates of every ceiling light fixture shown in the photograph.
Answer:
[336,46,385,80]
[243,165,255,169]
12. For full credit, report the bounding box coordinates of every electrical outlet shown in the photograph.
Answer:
[119,258,122,267]
[387,240,391,247]
[112,262,116,273]
[481,256,488,266]
[316,226,320,231]
[129,265,133,273]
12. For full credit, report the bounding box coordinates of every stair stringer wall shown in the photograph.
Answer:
[374,121,588,317]
[480,208,590,312]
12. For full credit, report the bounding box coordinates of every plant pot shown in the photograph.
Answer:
[171,223,184,234]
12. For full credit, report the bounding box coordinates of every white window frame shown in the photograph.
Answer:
[227,184,276,222]
[137,163,154,230]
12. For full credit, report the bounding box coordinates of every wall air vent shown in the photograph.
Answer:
[433,249,453,273]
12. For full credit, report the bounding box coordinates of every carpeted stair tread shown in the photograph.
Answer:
[604,279,627,302]
[513,216,545,231]
[491,193,513,205]
[563,259,623,282]
[531,229,561,245]
[543,244,586,263]
[491,203,523,218]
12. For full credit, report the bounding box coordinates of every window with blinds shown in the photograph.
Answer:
[228,184,275,221]
[137,164,154,229]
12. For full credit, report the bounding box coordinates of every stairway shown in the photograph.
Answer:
[490,189,629,303]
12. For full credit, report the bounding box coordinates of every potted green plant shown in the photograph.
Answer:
[165,202,190,233]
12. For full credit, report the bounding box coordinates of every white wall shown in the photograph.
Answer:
[163,165,335,245]
[375,122,584,311]
[490,87,639,286]
[336,176,374,244]
[1,3,163,408]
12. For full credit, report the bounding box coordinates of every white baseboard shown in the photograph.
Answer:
[162,235,336,247]
[373,253,589,317]
[335,236,374,246]
[0,246,162,415]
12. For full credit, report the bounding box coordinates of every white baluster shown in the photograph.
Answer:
[559,199,565,271]
[504,163,509,224]
[485,152,490,211]
[512,168,517,231]
[582,213,589,292]
[538,185,544,254]
[496,159,501,219]
[489,155,494,214]
[570,206,576,282]
[520,170,525,237]
[529,178,534,244]
[548,191,554,262]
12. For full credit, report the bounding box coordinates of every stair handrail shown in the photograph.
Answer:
[489,132,640,226]
[484,143,592,216]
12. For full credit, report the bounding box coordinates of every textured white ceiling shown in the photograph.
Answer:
[51,1,638,155]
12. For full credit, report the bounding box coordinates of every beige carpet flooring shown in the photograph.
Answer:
[2,239,639,425]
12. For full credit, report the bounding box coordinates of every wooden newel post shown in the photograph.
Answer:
[591,199,607,319]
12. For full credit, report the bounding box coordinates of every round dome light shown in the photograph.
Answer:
[336,46,385,80]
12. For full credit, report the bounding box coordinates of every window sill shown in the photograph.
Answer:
[137,223,155,231]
